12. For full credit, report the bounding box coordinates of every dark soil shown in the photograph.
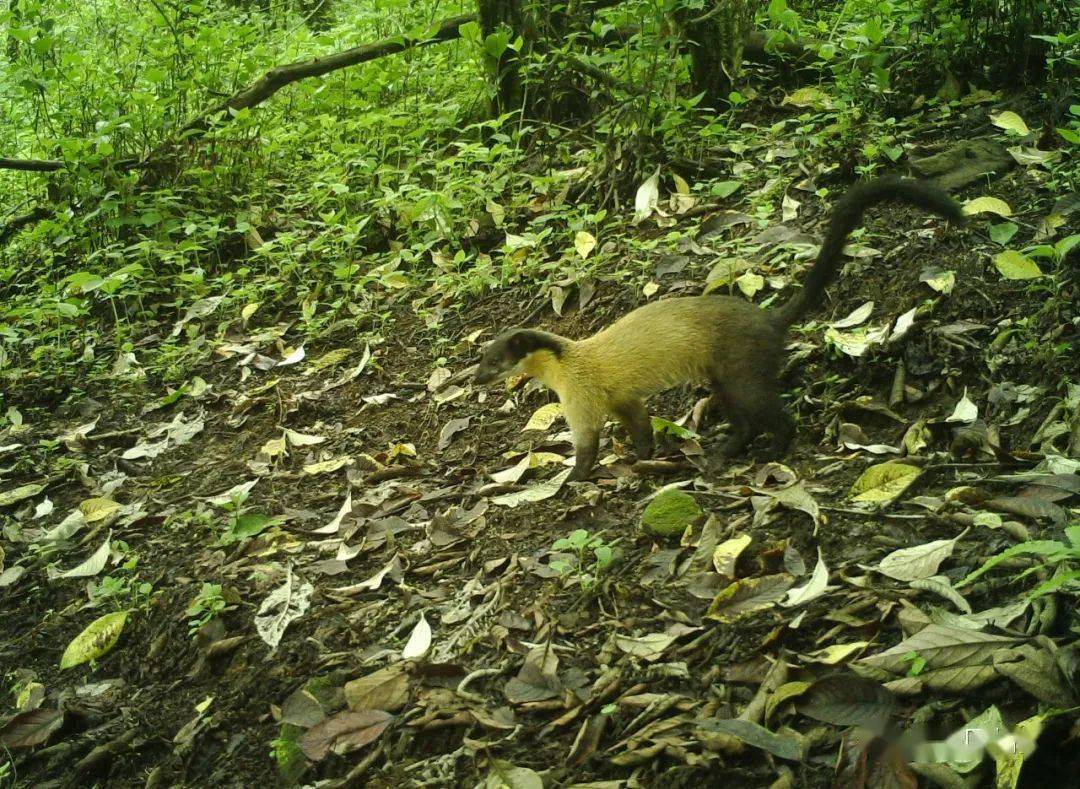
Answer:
[2,129,1078,788]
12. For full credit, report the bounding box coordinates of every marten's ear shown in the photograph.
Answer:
[504,329,532,359]
[504,329,563,359]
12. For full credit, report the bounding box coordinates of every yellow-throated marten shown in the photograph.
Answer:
[475,177,963,481]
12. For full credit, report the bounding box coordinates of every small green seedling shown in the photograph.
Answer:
[187,582,227,637]
[550,529,615,590]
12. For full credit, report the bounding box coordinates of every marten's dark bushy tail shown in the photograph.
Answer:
[772,177,964,329]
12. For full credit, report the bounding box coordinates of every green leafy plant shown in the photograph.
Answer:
[89,575,154,609]
[550,529,616,591]
[903,650,927,677]
[186,582,227,637]
[87,541,153,609]
[214,487,278,546]
[959,524,1080,599]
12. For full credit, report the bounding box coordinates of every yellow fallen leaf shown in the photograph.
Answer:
[850,462,922,505]
[259,437,287,458]
[574,230,597,260]
[303,457,352,475]
[712,534,752,579]
[522,403,563,432]
[79,497,122,524]
[782,87,833,109]
[60,611,128,669]
[387,442,417,460]
[801,641,869,665]
[963,196,1012,217]
[990,110,1030,136]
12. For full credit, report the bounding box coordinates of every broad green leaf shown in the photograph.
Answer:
[60,611,128,669]
[782,86,833,109]
[1055,234,1080,261]
[735,271,764,297]
[988,222,1019,245]
[993,250,1043,280]
[227,513,274,542]
[710,180,741,199]
[650,417,697,439]
[67,272,106,293]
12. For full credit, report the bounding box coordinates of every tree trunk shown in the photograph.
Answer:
[676,0,753,107]
[7,0,22,62]
[477,0,527,116]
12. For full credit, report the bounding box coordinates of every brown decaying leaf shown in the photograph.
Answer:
[0,708,64,748]
[344,665,410,712]
[279,688,326,728]
[299,710,393,761]
[986,496,1067,524]
[504,645,563,704]
[837,729,918,789]
[797,674,897,734]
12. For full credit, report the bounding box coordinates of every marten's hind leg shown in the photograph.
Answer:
[754,389,794,461]
[709,382,754,456]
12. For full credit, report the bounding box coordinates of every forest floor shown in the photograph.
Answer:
[2,94,1079,787]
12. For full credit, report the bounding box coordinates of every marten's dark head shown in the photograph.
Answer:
[474,329,565,384]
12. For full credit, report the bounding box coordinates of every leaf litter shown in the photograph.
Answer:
[1,63,1077,789]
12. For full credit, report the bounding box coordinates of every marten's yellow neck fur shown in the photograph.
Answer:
[521,348,571,399]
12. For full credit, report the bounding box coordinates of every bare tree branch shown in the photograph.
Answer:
[180,13,477,136]
[0,205,52,244]
[0,157,64,172]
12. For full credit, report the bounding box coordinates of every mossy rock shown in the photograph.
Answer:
[642,490,703,538]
